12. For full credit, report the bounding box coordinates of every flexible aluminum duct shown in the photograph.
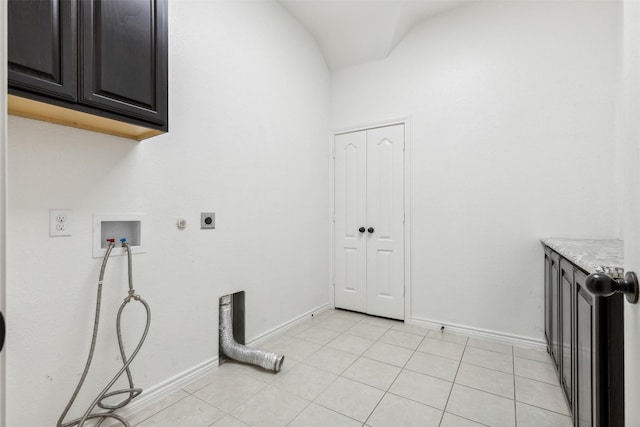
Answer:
[219,295,284,372]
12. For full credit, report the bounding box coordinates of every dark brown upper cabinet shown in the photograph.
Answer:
[8,0,76,101]
[80,0,167,127]
[8,0,168,141]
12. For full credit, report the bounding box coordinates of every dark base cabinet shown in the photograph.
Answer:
[543,245,624,427]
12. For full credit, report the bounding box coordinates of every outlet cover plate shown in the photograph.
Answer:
[50,209,72,237]
[201,212,215,229]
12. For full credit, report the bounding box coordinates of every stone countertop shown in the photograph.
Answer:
[541,238,624,279]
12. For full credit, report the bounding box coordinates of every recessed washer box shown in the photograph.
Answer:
[93,213,145,258]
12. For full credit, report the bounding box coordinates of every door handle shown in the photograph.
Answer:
[367,227,374,234]
[585,272,639,304]
[0,311,5,352]
[359,227,366,233]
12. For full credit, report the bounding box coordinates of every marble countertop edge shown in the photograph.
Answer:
[540,237,624,279]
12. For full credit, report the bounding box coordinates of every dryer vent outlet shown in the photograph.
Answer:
[218,292,284,372]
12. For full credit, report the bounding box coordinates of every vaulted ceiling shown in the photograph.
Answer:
[279,0,474,70]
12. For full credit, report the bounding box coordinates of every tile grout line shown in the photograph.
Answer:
[283,395,313,427]
[130,390,192,427]
[516,400,574,418]
[275,358,321,426]
[450,382,516,402]
[303,316,385,426]
[438,338,466,427]
[359,327,420,427]
[513,372,568,387]
[513,344,518,427]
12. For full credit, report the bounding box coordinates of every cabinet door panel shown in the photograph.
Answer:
[560,260,573,409]
[576,275,594,427]
[8,0,76,100]
[80,0,167,126]
[551,253,561,369]
[544,249,552,348]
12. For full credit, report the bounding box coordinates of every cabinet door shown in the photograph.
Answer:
[544,248,552,349]
[80,0,168,127]
[560,259,573,410]
[575,272,594,427]
[8,0,76,101]
[551,252,561,369]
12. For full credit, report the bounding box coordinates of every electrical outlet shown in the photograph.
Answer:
[50,209,72,237]
[201,212,215,229]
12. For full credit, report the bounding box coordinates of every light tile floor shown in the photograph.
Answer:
[127,309,572,427]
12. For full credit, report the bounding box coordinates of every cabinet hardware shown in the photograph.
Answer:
[0,311,5,352]
[586,271,639,304]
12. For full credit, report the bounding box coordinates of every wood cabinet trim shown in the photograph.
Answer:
[8,94,163,141]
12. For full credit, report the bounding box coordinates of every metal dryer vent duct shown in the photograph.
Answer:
[219,294,284,372]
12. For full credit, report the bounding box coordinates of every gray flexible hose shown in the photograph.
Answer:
[57,242,151,427]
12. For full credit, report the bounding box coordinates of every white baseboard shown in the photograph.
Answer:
[410,316,547,349]
[108,302,330,425]
[247,302,330,346]
[103,356,217,426]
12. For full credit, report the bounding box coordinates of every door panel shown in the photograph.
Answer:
[551,253,561,368]
[375,250,392,296]
[576,278,594,427]
[622,5,640,425]
[334,131,367,313]
[80,0,168,126]
[344,248,358,291]
[1,4,7,421]
[544,248,551,348]
[8,0,76,100]
[560,260,573,409]
[366,124,404,320]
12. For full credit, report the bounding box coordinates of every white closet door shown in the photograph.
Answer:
[366,124,405,319]
[334,130,367,313]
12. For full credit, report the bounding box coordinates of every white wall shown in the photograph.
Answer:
[5,1,330,425]
[331,1,621,340]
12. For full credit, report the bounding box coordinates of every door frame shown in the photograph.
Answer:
[1,1,8,425]
[622,1,640,424]
[330,117,411,321]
